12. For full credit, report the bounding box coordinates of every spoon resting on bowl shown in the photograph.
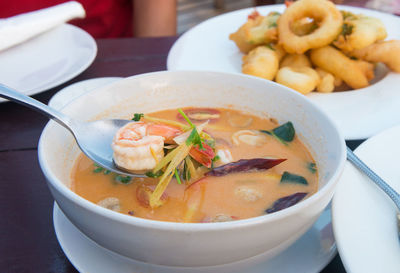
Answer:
[346,147,400,238]
[0,83,144,177]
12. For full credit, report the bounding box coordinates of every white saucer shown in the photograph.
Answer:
[53,203,336,273]
[48,77,123,110]
[332,125,400,273]
[0,24,97,103]
[167,4,400,140]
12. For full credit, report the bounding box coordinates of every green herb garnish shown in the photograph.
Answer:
[132,113,144,121]
[307,162,317,174]
[115,175,132,184]
[174,169,182,184]
[182,158,191,181]
[178,108,204,150]
[341,23,353,36]
[103,169,111,175]
[280,171,308,185]
[260,121,295,145]
[145,170,164,178]
[93,167,104,173]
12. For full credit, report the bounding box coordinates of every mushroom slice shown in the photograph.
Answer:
[232,130,268,146]
[234,186,262,202]
[211,214,235,222]
[97,197,121,212]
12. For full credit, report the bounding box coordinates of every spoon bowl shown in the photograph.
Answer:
[0,83,142,177]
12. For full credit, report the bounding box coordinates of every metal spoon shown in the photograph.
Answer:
[346,147,400,236]
[0,83,143,177]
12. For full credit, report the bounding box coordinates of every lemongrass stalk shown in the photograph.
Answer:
[153,145,181,173]
[150,143,193,207]
[143,115,190,131]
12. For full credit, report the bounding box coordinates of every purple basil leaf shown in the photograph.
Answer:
[205,158,286,177]
[265,192,308,214]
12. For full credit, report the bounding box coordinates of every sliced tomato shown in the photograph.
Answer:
[189,142,215,168]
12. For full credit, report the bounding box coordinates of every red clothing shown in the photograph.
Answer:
[0,0,133,38]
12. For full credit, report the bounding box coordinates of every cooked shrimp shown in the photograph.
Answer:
[112,122,182,172]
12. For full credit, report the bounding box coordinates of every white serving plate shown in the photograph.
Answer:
[167,5,400,140]
[332,125,400,273]
[0,24,97,102]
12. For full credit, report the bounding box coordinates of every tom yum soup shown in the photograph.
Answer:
[71,108,318,223]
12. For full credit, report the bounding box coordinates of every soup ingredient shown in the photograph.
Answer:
[333,11,387,52]
[275,66,320,94]
[310,46,369,89]
[205,158,286,177]
[234,186,263,202]
[266,192,308,213]
[260,121,296,146]
[351,40,400,73]
[209,214,236,223]
[112,121,182,172]
[280,171,308,185]
[242,46,280,80]
[277,0,343,54]
[177,108,220,123]
[97,197,121,212]
[232,130,268,146]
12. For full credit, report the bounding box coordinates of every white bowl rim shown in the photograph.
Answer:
[38,70,347,231]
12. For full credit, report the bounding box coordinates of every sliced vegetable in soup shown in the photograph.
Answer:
[71,108,318,223]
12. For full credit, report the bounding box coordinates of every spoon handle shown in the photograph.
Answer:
[347,146,400,210]
[0,83,75,131]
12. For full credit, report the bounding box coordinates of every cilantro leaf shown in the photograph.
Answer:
[132,113,144,121]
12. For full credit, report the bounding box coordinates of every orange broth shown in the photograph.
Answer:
[71,108,318,223]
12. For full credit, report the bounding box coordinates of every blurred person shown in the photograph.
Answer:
[0,0,177,38]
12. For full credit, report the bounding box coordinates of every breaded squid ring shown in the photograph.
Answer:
[275,66,320,94]
[310,46,369,89]
[278,0,343,54]
[351,40,400,73]
[242,46,279,80]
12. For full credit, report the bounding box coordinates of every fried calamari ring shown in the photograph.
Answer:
[333,11,387,52]
[351,40,400,73]
[310,46,369,89]
[242,46,279,80]
[278,0,343,54]
[280,53,312,68]
[229,10,280,53]
[275,66,319,94]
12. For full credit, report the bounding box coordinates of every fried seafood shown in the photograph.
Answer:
[351,40,400,73]
[280,53,312,68]
[229,11,280,53]
[310,46,369,89]
[275,66,319,94]
[242,46,279,80]
[315,68,335,93]
[278,0,343,54]
[333,11,387,52]
[229,0,400,94]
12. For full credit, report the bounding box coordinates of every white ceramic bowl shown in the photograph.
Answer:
[38,71,346,267]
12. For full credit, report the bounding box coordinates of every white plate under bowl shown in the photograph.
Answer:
[48,77,123,110]
[0,24,97,103]
[167,4,400,140]
[332,125,400,273]
[53,202,336,273]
